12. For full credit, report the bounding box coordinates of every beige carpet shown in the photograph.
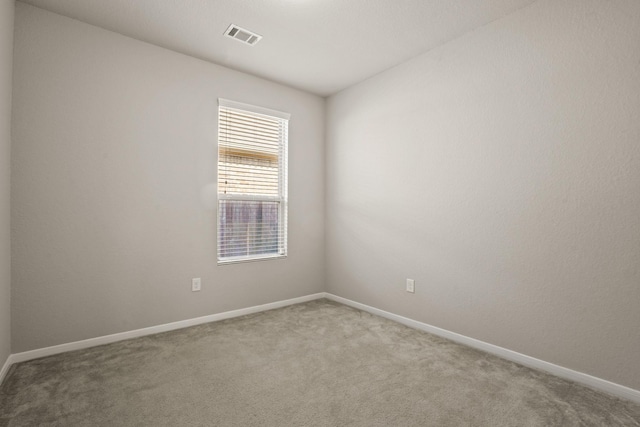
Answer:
[1,299,639,426]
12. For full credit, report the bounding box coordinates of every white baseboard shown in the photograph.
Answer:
[4,291,639,404]
[324,293,640,404]
[0,354,12,386]
[7,293,326,366]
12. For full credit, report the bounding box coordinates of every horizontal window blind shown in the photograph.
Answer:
[217,100,289,263]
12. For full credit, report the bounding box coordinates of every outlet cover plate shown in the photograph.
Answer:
[406,279,415,293]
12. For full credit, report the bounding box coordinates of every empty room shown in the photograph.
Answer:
[1,0,639,425]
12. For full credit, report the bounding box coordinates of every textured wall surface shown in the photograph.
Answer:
[12,3,325,352]
[0,0,14,369]
[326,0,640,390]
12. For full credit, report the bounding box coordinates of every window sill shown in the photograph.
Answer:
[217,253,287,266]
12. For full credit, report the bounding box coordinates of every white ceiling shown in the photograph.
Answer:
[19,0,537,96]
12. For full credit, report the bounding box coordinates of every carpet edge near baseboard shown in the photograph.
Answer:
[3,292,327,381]
[3,291,639,404]
[324,293,640,404]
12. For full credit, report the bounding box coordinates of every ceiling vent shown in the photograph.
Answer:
[224,24,262,46]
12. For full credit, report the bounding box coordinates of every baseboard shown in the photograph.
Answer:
[0,353,12,386]
[8,293,326,366]
[324,293,640,404]
[5,291,639,404]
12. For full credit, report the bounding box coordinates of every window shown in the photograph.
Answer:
[217,99,289,264]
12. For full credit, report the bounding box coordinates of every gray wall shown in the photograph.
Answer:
[11,3,325,352]
[326,0,640,390]
[9,0,640,393]
[0,0,14,367]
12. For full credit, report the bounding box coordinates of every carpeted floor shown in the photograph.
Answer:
[1,299,639,426]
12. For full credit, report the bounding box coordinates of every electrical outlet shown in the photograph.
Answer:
[406,278,415,293]
[192,278,201,292]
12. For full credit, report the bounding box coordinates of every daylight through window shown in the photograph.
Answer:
[217,99,289,263]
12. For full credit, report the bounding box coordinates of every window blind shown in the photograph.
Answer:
[217,99,289,263]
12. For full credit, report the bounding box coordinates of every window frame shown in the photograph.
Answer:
[216,99,290,265]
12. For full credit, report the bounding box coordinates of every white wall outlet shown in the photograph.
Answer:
[192,278,201,292]
[406,278,415,293]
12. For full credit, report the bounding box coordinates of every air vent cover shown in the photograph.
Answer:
[224,24,262,46]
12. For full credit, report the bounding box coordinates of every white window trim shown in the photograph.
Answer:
[217,99,289,265]
[218,98,291,121]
